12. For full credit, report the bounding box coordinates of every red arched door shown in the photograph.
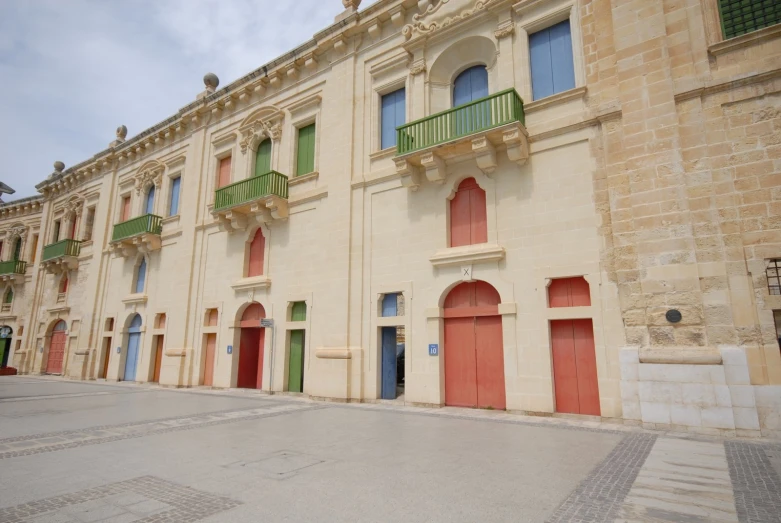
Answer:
[237,303,266,389]
[444,281,506,410]
[46,321,68,374]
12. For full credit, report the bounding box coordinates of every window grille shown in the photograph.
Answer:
[719,0,781,39]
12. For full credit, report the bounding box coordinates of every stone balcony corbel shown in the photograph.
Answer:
[503,127,529,166]
[420,152,446,184]
[471,137,497,175]
[394,157,421,191]
[213,171,289,233]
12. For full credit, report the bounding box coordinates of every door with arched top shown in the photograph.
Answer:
[444,281,506,410]
[46,321,67,374]
[123,314,143,381]
[237,303,266,389]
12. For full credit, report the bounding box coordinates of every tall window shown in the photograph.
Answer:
[84,207,95,241]
[255,140,272,177]
[4,288,13,305]
[169,177,181,216]
[381,88,406,150]
[449,178,487,248]
[217,156,232,188]
[145,186,155,215]
[768,259,781,295]
[12,238,21,261]
[453,66,488,107]
[248,229,265,277]
[296,124,316,176]
[29,234,38,263]
[121,196,131,222]
[68,215,78,239]
[135,258,147,294]
[53,220,61,243]
[59,275,69,294]
[719,0,781,39]
[529,20,576,101]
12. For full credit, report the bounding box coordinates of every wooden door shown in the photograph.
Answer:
[46,331,67,374]
[237,328,264,389]
[475,316,506,410]
[548,277,591,308]
[153,336,164,383]
[218,157,232,188]
[380,327,397,399]
[551,319,600,415]
[444,317,478,408]
[203,334,216,386]
[124,332,140,381]
[101,337,112,379]
[121,196,131,221]
[288,330,305,393]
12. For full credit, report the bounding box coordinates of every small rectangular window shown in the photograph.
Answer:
[529,19,576,101]
[169,177,181,216]
[296,124,316,176]
[719,0,781,40]
[217,157,232,188]
[121,196,131,222]
[84,207,95,241]
[291,301,307,322]
[768,260,781,295]
[381,88,406,150]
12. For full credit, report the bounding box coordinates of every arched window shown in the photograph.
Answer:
[135,258,147,294]
[453,65,488,107]
[450,178,487,247]
[255,140,272,177]
[145,186,155,214]
[248,229,265,277]
[59,276,69,294]
[3,288,13,304]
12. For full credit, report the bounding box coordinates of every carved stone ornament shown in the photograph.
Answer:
[65,197,85,217]
[238,107,284,154]
[494,22,515,39]
[409,59,427,75]
[403,0,499,40]
[342,0,361,8]
[8,225,27,239]
[134,162,165,194]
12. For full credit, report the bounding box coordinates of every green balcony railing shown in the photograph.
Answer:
[112,214,163,243]
[214,170,289,212]
[42,239,81,262]
[396,88,525,156]
[0,260,26,276]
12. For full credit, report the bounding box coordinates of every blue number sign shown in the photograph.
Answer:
[116,346,121,354]
[428,344,439,356]
[227,345,233,354]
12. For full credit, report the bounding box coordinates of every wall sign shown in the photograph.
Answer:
[116,346,121,354]
[428,344,439,356]
[227,345,233,354]
[665,309,682,324]
[260,318,274,328]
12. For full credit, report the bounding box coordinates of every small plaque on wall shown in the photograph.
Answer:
[665,309,682,324]
[227,345,233,354]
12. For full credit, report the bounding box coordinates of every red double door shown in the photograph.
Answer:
[237,303,265,389]
[444,282,506,410]
[46,330,67,375]
[551,319,600,416]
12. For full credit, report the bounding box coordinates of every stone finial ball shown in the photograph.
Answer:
[203,73,219,90]
[53,161,65,173]
[116,125,128,139]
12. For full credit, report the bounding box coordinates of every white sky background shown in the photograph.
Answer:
[0,0,344,200]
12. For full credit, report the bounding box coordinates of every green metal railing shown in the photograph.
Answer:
[112,214,163,242]
[396,88,525,156]
[42,239,81,262]
[214,170,289,212]
[0,260,26,276]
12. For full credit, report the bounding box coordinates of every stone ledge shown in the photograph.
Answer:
[639,347,722,365]
[231,276,271,292]
[164,348,189,357]
[429,243,505,268]
[708,23,781,56]
[524,86,587,113]
[315,348,352,359]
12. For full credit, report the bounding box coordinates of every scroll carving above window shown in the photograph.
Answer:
[134,160,165,194]
[239,106,285,154]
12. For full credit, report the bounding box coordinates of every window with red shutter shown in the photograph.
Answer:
[247,229,265,277]
[449,178,487,247]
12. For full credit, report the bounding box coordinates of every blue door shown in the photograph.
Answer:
[381,327,397,399]
[123,314,143,381]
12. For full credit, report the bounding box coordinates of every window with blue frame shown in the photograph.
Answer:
[529,19,576,101]
[145,186,155,215]
[169,176,181,216]
[453,65,489,107]
[135,258,146,294]
[381,88,406,150]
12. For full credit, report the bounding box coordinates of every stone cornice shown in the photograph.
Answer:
[0,196,44,218]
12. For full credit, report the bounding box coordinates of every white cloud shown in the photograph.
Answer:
[0,0,340,200]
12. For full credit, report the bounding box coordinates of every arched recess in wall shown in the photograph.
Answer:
[428,35,498,114]
[245,226,267,278]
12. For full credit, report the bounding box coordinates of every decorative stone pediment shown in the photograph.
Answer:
[134,160,165,194]
[238,106,284,154]
[403,0,499,41]
[5,224,27,241]
[64,196,85,218]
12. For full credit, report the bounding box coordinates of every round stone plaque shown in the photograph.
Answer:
[665,309,682,324]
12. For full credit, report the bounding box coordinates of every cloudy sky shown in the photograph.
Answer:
[0,0,346,200]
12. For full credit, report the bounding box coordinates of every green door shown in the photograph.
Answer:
[255,140,272,177]
[288,330,305,392]
[0,338,8,368]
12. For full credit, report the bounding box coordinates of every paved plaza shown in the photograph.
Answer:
[0,377,779,522]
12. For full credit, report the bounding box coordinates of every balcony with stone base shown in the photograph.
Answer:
[41,239,81,274]
[0,260,26,284]
[110,214,163,257]
[213,170,289,233]
[393,89,529,190]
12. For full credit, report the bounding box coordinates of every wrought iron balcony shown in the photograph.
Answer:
[41,239,81,273]
[110,214,163,257]
[213,171,289,233]
[393,89,529,189]
[0,260,26,284]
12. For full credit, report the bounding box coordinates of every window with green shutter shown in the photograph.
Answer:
[296,124,316,176]
[255,140,272,177]
[719,0,781,39]
[291,301,307,321]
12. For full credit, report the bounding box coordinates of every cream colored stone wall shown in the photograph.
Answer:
[0,0,779,434]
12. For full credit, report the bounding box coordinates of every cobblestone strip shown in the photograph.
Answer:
[0,475,241,522]
[725,441,781,523]
[0,403,322,461]
[546,433,657,522]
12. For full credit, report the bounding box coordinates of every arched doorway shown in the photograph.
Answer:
[123,314,143,381]
[444,281,506,410]
[0,325,12,368]
[237,303,266,389]
[46,321,68,375]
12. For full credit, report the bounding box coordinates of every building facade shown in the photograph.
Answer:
[0,0,780,437]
